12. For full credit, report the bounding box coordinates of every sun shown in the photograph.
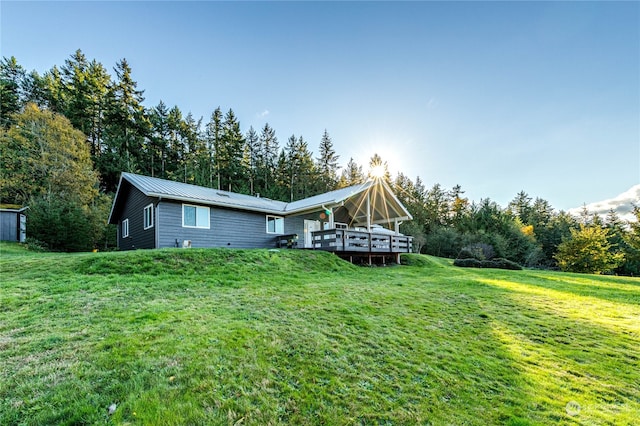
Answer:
[370,164,386,179]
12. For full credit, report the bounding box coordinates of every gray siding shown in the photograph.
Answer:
[117,184,156,250]
[284,212,334,247]
[158,200,296,249]
[0,211,18,242]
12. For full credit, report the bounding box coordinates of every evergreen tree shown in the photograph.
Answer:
[424,183,449,232]
[621,206,640,276]
[181,112,204,185]
[100,58,149,192]
[316,129,340,192]
[22,70,49,109]
[0,56,25,128]
[338,157,365,187]
[244,126,260,195]
[256,123,279,195]
[206,107,224,189]
[283,135,316,201]
[220,109,246,192]
[508,191,533,224]
[41,65,65,113]
[606,208,637,275]
[165,105,185,182]
[148,100,170,178]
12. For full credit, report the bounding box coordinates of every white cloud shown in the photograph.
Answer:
[257,110,270,118]
[568,184,639,223]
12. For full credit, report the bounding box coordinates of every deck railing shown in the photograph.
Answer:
[311,229,412,253]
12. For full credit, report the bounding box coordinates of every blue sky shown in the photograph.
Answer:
[2,1,638,211]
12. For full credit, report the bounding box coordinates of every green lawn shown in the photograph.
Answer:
[1,243,638,425]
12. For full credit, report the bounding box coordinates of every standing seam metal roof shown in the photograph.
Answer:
[119,173,378,215]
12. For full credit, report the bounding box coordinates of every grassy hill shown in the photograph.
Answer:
[1,243,638,425]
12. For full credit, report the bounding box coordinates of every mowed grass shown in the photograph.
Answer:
[1,243,638,425]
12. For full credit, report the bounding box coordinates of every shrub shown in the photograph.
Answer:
[454,258,483,268]
[458,242,495,261]
[490,258,523,270]
[454,257,522,270]
[24,237,48,252]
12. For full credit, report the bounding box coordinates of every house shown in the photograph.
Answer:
[108,173,413,263]
[0,205,27,243]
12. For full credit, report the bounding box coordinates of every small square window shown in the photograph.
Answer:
[182,204,210,229]
[266,215,284,234]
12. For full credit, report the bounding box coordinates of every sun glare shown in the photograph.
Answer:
[370,164,386,179]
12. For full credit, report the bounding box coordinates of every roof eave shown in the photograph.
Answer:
[147,192,287,215]
[107,174,127,224]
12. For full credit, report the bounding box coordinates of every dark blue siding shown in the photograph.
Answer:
[117,183,156,250]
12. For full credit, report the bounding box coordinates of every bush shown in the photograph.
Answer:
[453,258,483,268]
[24,237,48,252]
[454,257,522,270]
[489,258,523,270]
[458,242,495,260]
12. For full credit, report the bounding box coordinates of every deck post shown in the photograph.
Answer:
[366,192,371,232]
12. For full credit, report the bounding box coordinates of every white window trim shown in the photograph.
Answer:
[143,204,154,230]
[182,204,211,229]
[122,218,129,238]
[266,215,284,234]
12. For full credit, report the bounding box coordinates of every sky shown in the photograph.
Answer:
[2,1,639,213]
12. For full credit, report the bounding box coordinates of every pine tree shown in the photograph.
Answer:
[182,112,204,185]
[204,107,223,188]
[22,70,49,109]
[338,157,365,187]
[0,56,25,128]
[148,100,170,178]
[256,123,279,195]
[508,191,533,223]
[244,126,260,195]
[100,58,149,191]
[316,129,339,192]
[220,109,246,192]
[163,105,185,182]
[283,135,316,201]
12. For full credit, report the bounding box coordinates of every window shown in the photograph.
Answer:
[183,204,210,228]
[143,204,154,230]
[266,215,284,234]
[122,219,129,238]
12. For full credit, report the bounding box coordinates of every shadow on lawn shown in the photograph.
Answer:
[474,278,640,425]
[512,270,640,306]
[247,282,541,425]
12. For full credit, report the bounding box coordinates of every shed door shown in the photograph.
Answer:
[19,214,26,243]
[304,220,321,248]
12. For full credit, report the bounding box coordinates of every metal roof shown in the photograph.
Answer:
[109,172,412,224]
[122,172,288,214]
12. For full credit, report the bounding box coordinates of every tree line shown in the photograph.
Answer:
[1,51,638,275]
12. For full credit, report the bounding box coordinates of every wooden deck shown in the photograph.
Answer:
[310,228,412,264]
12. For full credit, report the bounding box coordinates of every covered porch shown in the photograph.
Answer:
[286,179,414,264]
